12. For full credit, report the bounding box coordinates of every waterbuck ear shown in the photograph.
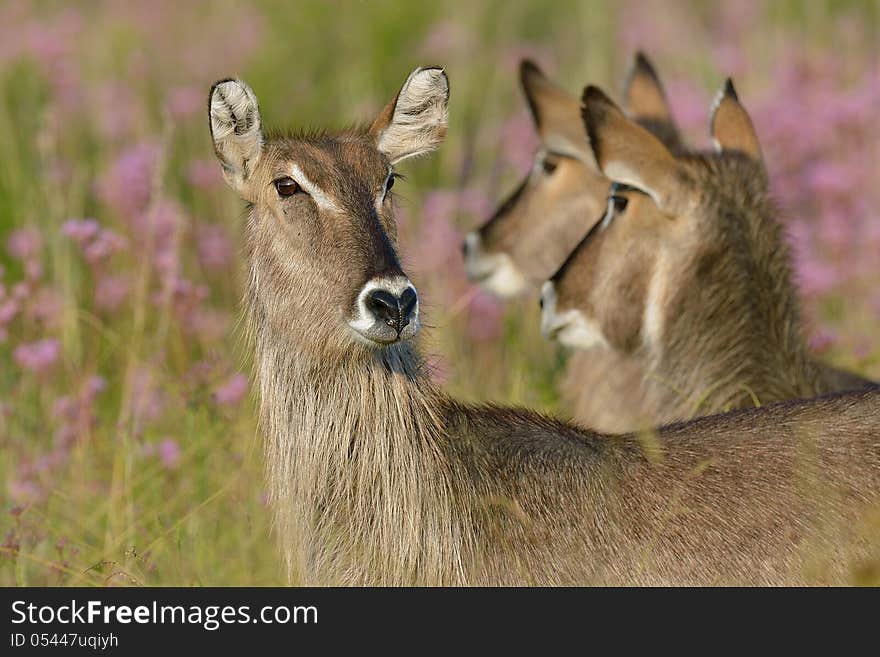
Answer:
[710,79,763,163]
[622,52,674,123]
[581,85,689,213]
[370,67,449,164]
[520,60,596,165]
[209,79,264,195]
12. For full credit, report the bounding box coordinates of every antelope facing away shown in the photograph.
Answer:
[542,82,875,427]
[209,68,880,585]
[463,53,682,432]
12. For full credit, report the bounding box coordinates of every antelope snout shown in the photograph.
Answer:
[366,287,418,335]
[349,276,420,346]
[462,232,527,298]
[539,280,607,350]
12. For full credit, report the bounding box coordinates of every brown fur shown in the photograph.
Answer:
[465,56,683,432]
[549,84,875,426]
[211,74,880,586]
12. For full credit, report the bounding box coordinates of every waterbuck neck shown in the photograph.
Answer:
[643,154,826,419]
[248,286,470,584]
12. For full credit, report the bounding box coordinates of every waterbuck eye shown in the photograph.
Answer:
[273,177,302,197]
[611,195,628,214]
[542,157,558,175]
[382,173,402,201]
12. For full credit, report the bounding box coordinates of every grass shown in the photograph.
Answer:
[0,0,877,586]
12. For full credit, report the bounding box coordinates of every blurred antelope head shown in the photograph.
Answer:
[209,68,449,357]
[542,80,768,358]
[464,53,681,298]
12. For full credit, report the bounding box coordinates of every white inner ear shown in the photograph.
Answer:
[709,84,728,153]
[377,68,448,164]
[210,80,263,180]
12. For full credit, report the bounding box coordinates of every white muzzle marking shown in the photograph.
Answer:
[463,232,528,298]
[348,275,420,345]
[540,281,607,350]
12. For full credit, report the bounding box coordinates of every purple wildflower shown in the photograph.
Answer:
[6,227,42,260]
[13,339,61,375]
[213,373,248,406]
[186,159,222,189]
[94,274,130,311]
[196,223,233,270]
[158,438,182,469]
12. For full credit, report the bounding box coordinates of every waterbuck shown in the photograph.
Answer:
[210,69,880,585]
[463,53,682,297]
[462,53,682,431]
[541,82,875,427]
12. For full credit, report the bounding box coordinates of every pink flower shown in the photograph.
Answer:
[82,229,127,264]
[129,367,165,429]
[809,329,836,355]
[421,20,470,56]
[25,260,43,281]
[498,113,539,176]
[12,282,29,301]
[96,142,159,217]
[817,207,853,251]
[457,189,493,220]
[796,259,839,297]
[87,375,106,396]
[196,223,233,270]
[61,218,100,243]
[662,79,710,143]
[6,227,42,260]
[94,274,130,311]
[213,373,248,406]
[807,162,852,197]
[467,290,504,342]
[185,307,230,341]
[186,160,222,189]
[30,287,64,326]
[141,199,186,280]
[167,86,202,119]
[417,191,464,271]
[0,299,20,324]
[8,479,42,504]
[13,338,61,375]
[158,438,182,469]
[94,82,140,139]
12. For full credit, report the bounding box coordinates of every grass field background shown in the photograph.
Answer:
[1,0,878,585]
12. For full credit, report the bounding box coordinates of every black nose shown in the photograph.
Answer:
[365,287,418,335]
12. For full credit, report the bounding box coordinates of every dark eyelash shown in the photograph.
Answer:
[384,172,404,195]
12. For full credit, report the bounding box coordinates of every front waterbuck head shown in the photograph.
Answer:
[542,80,773,361]
[208,68,449,359]
[463,53,682,298]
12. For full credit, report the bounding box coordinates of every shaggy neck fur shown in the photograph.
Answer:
[644,154,827,421]
[248,289,469,585]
